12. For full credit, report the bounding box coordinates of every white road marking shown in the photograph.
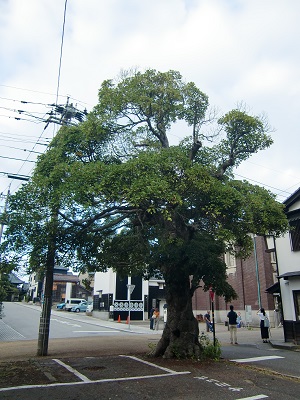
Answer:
[51,318,81,327]
[230,356,284,363]
[53,358,91,382]
[73,330,121,333]
[120,355,190,374]
[0,371,191,392]
[236,396,268,399]
[195,376,243,392]
[0,354,191,393]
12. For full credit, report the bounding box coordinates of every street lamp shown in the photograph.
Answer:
[126,284,135,330]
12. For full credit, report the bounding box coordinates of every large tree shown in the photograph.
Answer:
[2,69,288,358]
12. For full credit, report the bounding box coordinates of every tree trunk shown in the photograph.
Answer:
[153,270,201,359]
[37,210,57,356]
[37,263,53,356]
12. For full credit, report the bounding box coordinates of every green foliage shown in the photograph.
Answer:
[0,273,19,302]
[1,68,289,302]
[199,332,222,361]
[147,341,157,356]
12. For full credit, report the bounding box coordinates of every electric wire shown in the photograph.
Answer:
[1,144,43,154]
[0,155,36,163]
[0,0,69,196]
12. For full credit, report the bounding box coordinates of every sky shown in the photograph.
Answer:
[1,0,300,217]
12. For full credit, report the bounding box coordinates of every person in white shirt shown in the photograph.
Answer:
[257,307,270,343]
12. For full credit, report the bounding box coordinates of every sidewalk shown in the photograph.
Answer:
[88,313,299,351]
[114,317,300,351]
[13,301,300,351]
[0,303,298,363]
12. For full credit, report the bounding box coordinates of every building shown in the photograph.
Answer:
[28,267,91,304]
[192,235,276,326]
[92,269,166,321]
[90,236,275,325]
[6,272,25,301]
[275,188,300,344]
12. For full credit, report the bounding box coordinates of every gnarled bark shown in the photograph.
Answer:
[152,271,201,359]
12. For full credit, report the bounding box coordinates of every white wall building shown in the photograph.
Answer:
[92,269,166,321]
[275,188,300,344]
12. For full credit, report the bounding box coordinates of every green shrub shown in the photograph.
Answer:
[199,332,221,360]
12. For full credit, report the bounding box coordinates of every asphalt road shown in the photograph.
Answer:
[0,301,135,341]
[0,302,299,399]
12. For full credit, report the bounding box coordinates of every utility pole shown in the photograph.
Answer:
[45,97,87,129]
[37,99,83,356]
[0,187,10,319]
[0,186,10,245]
[37,208,58,356]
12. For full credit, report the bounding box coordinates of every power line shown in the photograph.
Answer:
[55,0,68,107]
[0,84,68,99]
[0,144,43,154]
[0,155,36,163]
[234,173,293,198]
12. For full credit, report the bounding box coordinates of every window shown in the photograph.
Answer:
[293,291,300,321]
[225,251,236,275]
[289,219,300,251]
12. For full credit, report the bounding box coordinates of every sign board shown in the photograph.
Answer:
[209,287,215,301]
[245,305,252,323]
[127,284,135,294]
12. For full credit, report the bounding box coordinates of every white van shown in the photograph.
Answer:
[65,298,87,311]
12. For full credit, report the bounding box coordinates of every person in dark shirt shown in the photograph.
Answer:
[227,305,238,344]
[149,307,155,330]
[204,310,212,332]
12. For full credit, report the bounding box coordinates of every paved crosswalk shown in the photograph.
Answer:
[0,320,25,341]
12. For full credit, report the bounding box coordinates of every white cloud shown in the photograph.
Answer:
[0,0,300,205]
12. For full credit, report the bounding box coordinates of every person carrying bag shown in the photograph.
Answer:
[257,308,270,343]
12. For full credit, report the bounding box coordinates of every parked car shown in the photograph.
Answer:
[65,298,87,311]
[71,301,89,313]
[56,302,66,310]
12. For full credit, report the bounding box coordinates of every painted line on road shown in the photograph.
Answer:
[53,359,91,382]
[230,356,284,363]
[51,318,81,327]
[73,330,121,333]
[0,370,190,393]
[120,355,190,374]
[236,396,268,399]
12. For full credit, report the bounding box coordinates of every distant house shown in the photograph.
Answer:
[28,267,91,304]
[275,188,300,344]
[8,272,24,288]
[7,272,25,301]
[92,269,166,321]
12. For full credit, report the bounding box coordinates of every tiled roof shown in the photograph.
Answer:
[53,274,79,283]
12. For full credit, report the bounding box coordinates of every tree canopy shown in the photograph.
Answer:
[1,69,288,358]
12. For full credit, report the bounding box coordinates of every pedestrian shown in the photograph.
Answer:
[257,308,270,343]
[149,307,155,330]
[153,308,160,330]
[227,305,238,344]
[204,310,211,333]
[237,312,244,328]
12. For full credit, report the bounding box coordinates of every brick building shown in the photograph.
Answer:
[192,235,276,326]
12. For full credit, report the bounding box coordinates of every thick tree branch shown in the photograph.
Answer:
[189,140,202,160]
[58,205,139,228]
